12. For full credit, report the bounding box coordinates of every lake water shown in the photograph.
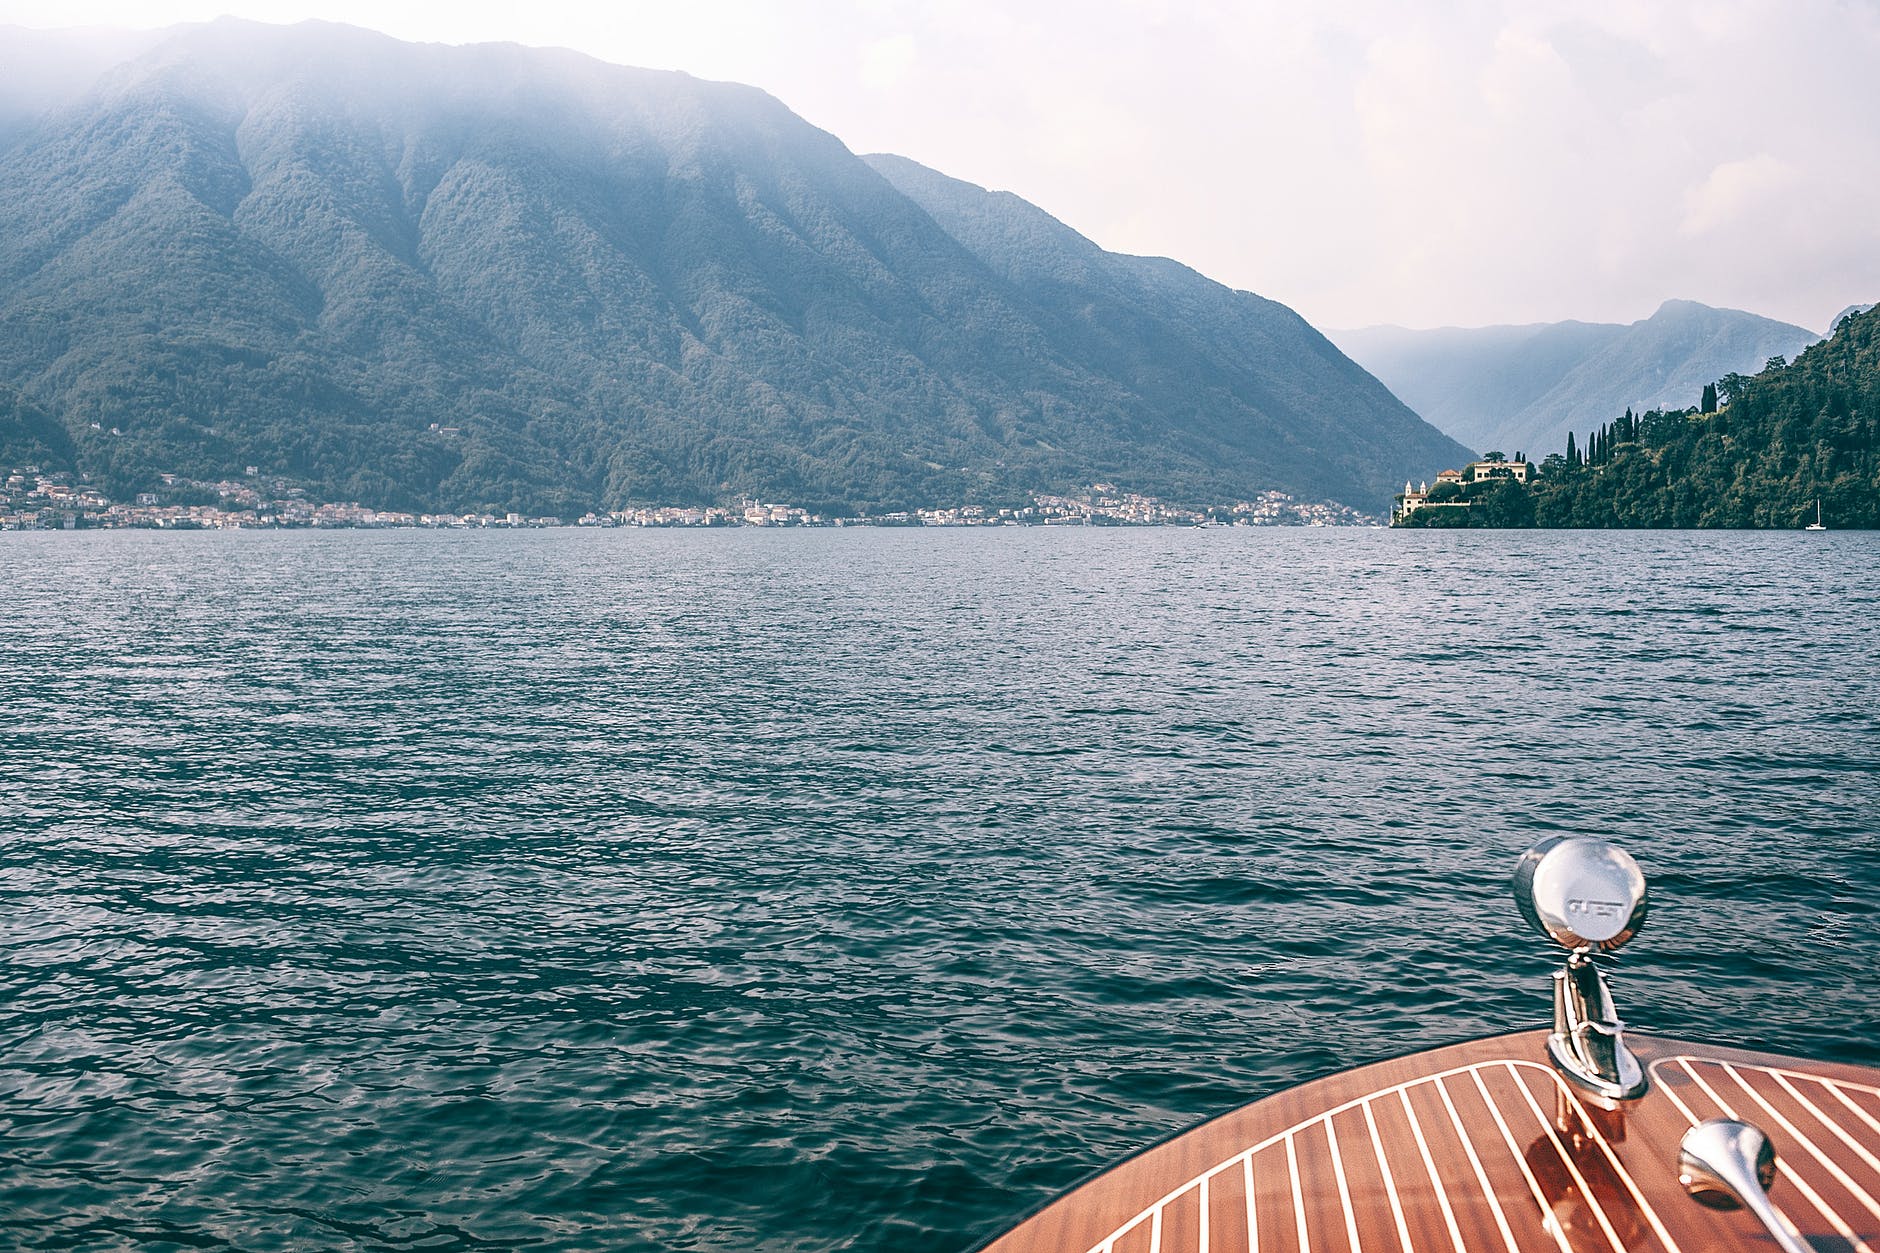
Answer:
[2,528,1876,1252]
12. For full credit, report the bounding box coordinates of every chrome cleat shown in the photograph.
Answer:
[1679,1118,1811,1253]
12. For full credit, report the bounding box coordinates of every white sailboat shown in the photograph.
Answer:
[1806,499,1827,530]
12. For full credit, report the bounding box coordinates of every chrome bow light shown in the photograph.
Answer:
[1679,1119,1810,1253]
[1512,836,1650,1101]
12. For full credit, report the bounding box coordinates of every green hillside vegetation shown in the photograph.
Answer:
[0,386,72,467]
[0,21,1468,516]
[1397,305,1880,528]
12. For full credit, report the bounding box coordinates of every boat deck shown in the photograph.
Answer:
[979,1031,1880,1253]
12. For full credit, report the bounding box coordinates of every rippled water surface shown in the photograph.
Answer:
[2,528,1876,1252]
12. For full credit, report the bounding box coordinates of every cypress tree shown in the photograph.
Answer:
[1701,382,1718,414]
[1566,431,1578,468]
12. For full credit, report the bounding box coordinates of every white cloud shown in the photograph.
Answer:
[859,32,915,90]
[1681,155,1798,238]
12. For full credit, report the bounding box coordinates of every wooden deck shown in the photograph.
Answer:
[978,1032,1880,1253]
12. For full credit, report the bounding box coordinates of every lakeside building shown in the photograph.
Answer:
[1390,480,1471,525]
[1392,454,1536,525]
[1463,454,1532,485]
[1393,481,1430,524]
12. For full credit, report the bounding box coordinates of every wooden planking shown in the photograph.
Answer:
[1401,1078,1522,1253]
[1248,1140,1295,1253]
[1433,1069,1565,1253]
[1490,1064,1656,1253]
[977,1032,1880,1253]
[1646,1054,1880,1253]
[1111,1222,1153,1253]
[1284,1124,1336,1252]
[1203,1146,1252,1253]
[1159,1183,1204,1253]
[1722,1063,1880,1225]
[1326,1104,1410,1253]
[1365,1083,1464,1253]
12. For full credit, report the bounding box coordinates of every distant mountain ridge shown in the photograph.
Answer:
[0,19,1468,514]
[1331,301,1821,460]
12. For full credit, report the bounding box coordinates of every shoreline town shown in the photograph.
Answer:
[1,469,1379,531]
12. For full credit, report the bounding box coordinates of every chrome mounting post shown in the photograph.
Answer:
[1547,946,1645,1101]
[1513,836,1650,1102]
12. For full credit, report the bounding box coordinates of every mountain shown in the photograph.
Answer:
[861,154,1459,502]
[1331,301,1821,461]
[0,20,1466,515]
[1399,304,1880,528]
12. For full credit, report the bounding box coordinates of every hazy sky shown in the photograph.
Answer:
[3,0,1876,333]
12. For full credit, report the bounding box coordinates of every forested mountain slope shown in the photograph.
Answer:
[0,20,1466,514]
[863,154,1460,501]
[1528,305,1880,527]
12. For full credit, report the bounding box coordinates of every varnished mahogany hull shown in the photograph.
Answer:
[979,1031,1880,1253]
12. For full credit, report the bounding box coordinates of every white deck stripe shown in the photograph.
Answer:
[1323,1116,1364,1253]
[1360,1098,1415,1253]
[1664,1058,1737,1118]
[1464,1068,1575,1253]
[1150,1206,1163,1253]
[1665,1059,1872,1253]
[1286,1133,1311,1253]
[1719,1061,1880,1222]
[1816,1076,1880,1138]
[1244,1154,1258,1253]
[1506,1065,1684,1253]
[1765,1068,1880,1181]
[1396,1086,1468,1253]
[1498,1065,1631,1253]
[1431,1074,1524,1253]
[1198,1175,1209,1253]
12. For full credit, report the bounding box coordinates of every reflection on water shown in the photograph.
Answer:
[1,528,1876,1252]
